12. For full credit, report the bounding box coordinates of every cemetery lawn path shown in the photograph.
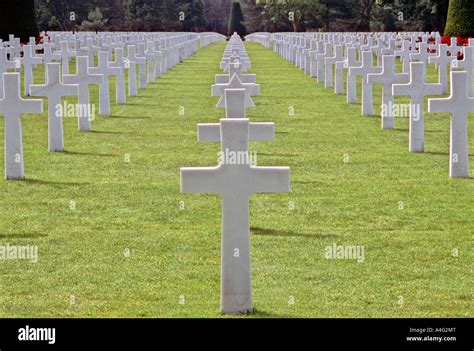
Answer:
[0,42,472,317]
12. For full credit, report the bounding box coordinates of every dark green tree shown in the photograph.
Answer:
[444,0,474,36]
[79,7,108,32]
[0,0,39,42]
[35,0,89,32]
[228,1,247,37]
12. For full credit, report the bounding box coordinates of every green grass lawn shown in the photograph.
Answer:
[0,41,472,318]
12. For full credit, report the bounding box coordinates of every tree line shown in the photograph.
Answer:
[31,0,449,34]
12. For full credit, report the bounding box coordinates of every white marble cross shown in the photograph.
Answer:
[428,71,473,178]
[0,47,18,98]
[215,61,257,84]
[89,51,121,116]
[20,44,43,96]
[30,63,78,152]
[212,74,259,108]
[409,42,430,65]
[127,45,146,93]
[308,40,322,78]
[180,118,290,314]
[152,43,164,79]
[145,41,157,83]
[454,46,474,95]
[316,43,333,83]
[394,39,414,74]
[372,38,386,65]
[56,41,76,75]
[83,38,100,66]
[325,44,343,88]
[348,50,382,115]
[428,44,456,94]
[393,62,442,152]
[41,42,61,64]
[368,55,409,128]
[133,43,148,89]
[344,47,361,101]
[109,48,127,104]
[198,89,274,142]
[63,56,103,131]
[447,36,458,54]
[0,73,43,179]
[221,53,250,72]
[125,55,138,97]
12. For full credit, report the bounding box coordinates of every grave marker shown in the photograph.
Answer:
[348,50,382,115]
[368,55,409,128]
[63,56,103,131]
[20,45,42,96]
[428,71,473,178]
[180,118,290,314]
[89,51,121,116]
[393,62,442,152]
[30,63,79,152]
[0,73,43,179]
[198,89,274,142]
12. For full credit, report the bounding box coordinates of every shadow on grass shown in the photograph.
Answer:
[425,151,448,156]
[292,180,319,185]
[426,151,474,157]
[22,179,90,187]
[258,153,299,157]
[251,226,338,239]
[250,308,290,318]
[90,130,135,135]
[62,150,115,157]
[107,115,151,119]
[0,233,47,239]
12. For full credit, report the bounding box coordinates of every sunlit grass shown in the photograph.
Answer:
[0,42,471,317]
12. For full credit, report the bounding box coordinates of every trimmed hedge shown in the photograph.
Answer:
[444,0,474,37]
[228,1,246,38]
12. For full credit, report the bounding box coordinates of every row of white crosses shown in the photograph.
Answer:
[1,31,226,97]
[248,31,473,179]
[180,33,290,314]
[0,31,226,179]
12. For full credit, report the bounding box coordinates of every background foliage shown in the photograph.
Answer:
[33,0,450,34]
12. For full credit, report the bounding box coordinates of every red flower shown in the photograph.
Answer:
[440,35,472,47]
[457,36,465,46]
[441,35,451,45]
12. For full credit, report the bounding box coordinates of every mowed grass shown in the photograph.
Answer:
[0,41,472,318]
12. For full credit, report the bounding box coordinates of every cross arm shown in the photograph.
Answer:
[249,167,290,194]
[62,74,76,85]
[428,96,451,113]
[197,123,274,142]
[366,73,381,84]
[215,74,257,85]
[29,84,48,97]
[392,83,416,97]
[216,94,255,109]
[211,84,224,97]
[424,83,443,96]
[180,166,222,194]
[20,98,43,115]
